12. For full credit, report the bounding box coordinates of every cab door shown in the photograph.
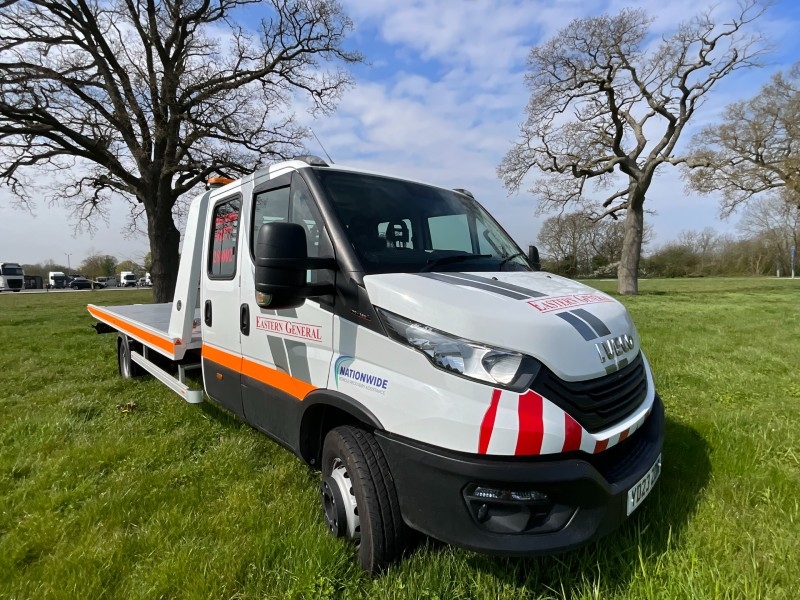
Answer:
[201,190,245,419]
[239,171,335,446]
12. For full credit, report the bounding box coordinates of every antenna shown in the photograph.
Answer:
[311,129,334,164]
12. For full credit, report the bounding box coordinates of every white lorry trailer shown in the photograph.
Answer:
[0,262,24,291]
[88,156,663,573]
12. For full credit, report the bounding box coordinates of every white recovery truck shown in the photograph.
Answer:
[88,156,663,573]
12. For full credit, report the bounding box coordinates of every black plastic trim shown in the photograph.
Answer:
[203,358,243,419]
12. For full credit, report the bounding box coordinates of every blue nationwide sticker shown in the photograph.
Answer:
[334,356,389,394]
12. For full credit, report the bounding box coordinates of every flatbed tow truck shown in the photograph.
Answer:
[89,156,663,573]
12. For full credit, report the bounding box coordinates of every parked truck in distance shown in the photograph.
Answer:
[48,271,67,289]
[88,157,663,574]
[0,262,24,292]
[119,271,137,287]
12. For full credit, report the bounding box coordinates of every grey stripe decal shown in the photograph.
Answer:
[556,312,597,341]
[571,308,611,337]
[267,335,289,372]
[284,340,311,383]
[419,273,530,300]
[450,273,547,298]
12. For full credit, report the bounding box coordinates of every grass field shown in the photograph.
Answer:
[1,278,798,599]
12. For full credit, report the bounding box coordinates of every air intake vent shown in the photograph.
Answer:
[531,353,647,433]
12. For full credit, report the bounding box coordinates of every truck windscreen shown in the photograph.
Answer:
[1,265,23,276]
[314,170,530,275]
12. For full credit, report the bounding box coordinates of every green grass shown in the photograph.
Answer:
[1,278,799,599]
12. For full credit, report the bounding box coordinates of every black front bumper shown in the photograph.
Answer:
[376,394,664,555]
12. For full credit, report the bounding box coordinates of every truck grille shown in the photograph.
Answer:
[531,353,647,433]
[8,279,22,289]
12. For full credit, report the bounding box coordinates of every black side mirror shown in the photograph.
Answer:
[527,245,541,271]
[254,222,335,309]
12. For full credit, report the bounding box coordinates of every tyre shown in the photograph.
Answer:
[320,426,408,574]
[117,334,144,378]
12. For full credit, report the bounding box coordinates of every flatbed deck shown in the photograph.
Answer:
[88,302,202,359]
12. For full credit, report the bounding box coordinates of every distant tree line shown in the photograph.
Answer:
[538,195,799,278]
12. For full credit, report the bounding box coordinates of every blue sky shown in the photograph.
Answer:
[2,0,799,267]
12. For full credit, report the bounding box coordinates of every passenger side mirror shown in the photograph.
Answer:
[527,245,541,271]
[254,222,335,309]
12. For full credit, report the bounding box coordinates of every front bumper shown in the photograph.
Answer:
[376,394,664,555]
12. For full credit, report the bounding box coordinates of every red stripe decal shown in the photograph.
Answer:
[478,389,502,454]
[619,428,629,442]
[594,438,609,454]
[515,391,544,455]
[562,412,582,452]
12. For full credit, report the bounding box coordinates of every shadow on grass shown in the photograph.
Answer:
[455,416,711,594]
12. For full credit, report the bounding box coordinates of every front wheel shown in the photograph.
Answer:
[320,426,408,574]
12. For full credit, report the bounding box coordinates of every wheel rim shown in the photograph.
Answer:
[321,477,347,537]
[119,341,130,377]
[323,458,360,543]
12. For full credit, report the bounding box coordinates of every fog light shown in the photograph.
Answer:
[473,487,549,502]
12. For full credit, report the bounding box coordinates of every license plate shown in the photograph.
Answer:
[626,453,661,516]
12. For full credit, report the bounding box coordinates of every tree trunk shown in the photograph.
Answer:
[618,192,645,295]
[147,201,181,303]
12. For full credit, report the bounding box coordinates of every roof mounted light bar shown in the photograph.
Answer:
[207,176,235,189]
[453,188,475,199]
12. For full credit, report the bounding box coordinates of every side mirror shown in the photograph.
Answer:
[527,245,541,271]
[254,222,335,309]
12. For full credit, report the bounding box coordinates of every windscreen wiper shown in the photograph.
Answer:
[419,254,492,272]
[497,251,527,269]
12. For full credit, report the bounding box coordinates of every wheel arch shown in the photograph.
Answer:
[298,389,384,468]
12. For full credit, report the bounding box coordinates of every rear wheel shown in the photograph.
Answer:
[117,334,144,378]
[320,426,408,574]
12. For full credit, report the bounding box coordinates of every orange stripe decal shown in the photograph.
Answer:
[242,357,316,400]
[202,343,242,373]
[202,344,315,400]
[88,304,175,356]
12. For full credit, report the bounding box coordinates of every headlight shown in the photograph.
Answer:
[378,308,540,391]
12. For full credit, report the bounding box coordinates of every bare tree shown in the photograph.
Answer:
[537,212,595,274]
[676,226,719,270]
[0,0,361,301]
[537,210,650,275]
[685,64,800,215]
[499,3,765,294]
[737,192,800,273]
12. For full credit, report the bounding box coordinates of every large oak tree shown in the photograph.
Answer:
[0,0,361,301]
[499,3,764,294]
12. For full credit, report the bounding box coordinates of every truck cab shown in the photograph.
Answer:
[0,262,24,292]
[48,271,66,289]
[89,157,663,573]
[119,271,137,287]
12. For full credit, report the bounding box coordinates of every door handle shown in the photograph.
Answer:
[204,299,212,327]
[240,303,250,336]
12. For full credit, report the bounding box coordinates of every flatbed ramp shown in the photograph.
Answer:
[88,302,204,404]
